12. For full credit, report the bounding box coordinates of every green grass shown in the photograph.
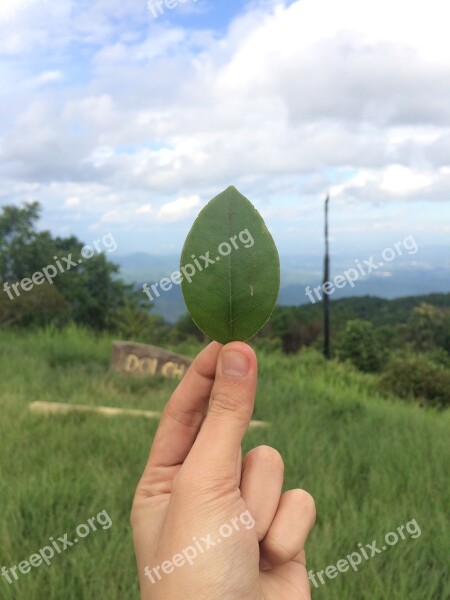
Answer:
[0,326,448,599]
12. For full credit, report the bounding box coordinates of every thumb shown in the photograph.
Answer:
[189,342,257,476]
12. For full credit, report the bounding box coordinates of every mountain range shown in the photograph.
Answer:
[113,247,450,322]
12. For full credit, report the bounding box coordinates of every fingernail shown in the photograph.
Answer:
[221,350,250,377]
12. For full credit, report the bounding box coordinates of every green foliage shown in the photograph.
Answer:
[171,313,208,343]
[111,298,168,344]
[259,305,322,353]
[0,201,43,281]
[380,354,450,408]
[0,282,69,327]
[248,294,450,356]
[335,319,388,373]
[181,186,280,343]
[0,202,148,332]
[170,295,450,409]
[407,303,450,354]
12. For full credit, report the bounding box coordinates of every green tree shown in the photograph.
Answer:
[407,303,450,354]
[0,202,55,282]
[0,282,69,327]
[257,306,322,354]
[111,295,168,343]
[0,201,148,331]
[173,313,208,343]
[335,319,388,372]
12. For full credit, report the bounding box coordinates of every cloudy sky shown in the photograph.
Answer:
[0,0,449,259]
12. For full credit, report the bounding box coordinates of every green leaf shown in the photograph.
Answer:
[180,186,280,344]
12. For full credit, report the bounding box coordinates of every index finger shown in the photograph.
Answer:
[144,341,222,471]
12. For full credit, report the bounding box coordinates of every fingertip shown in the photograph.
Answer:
[218,342,257,376]
[222,340,256,356]
[188,341,222,378]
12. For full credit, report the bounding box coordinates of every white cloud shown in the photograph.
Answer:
[157,195,201,221]
[64,196,81,208]
[97,195,201,227]
[380,166,434,196]
[135,204,154,216]
[22,70,64,89]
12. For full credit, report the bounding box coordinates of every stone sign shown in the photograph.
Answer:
[110,341,192,380]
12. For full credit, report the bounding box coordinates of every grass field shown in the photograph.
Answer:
[0,325,448,599]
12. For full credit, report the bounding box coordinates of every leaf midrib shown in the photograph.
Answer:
[228,197,233,338]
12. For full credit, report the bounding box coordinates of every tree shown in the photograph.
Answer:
[335,319,388,373]
[111,295,168,343]
[407,303,450,354]
[262,306,322,354]
[0,202,54,282]
[0,201,147,330]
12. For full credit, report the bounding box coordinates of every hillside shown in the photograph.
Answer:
[275,292,450,328]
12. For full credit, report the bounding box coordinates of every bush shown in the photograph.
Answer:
[406,303,450,354]
[259,306,322,354]
[172,313,208,343]
[379,354,450,408]
[335,319,388,373]
[111,300,169,344]
[0,282,69,327]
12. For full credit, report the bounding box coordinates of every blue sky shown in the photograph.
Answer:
[0,0,449,263]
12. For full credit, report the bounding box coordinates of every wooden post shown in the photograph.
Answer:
[323,194,331,360]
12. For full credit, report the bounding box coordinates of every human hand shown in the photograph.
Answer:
[131,341,316,600]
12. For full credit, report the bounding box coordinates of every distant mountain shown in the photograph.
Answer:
[280,267,450,305]
[113,253,180,284]
[112,249,450,322]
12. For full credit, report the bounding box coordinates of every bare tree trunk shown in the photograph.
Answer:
[323,194,331,359]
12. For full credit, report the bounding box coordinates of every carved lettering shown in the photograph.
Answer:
[161,361,186,380]
[124,354,140,373]
[140,357,159,375]
[110,342,192,380]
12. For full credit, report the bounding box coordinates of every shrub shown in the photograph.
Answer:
[111,300,169,344]
[335,319,388,373]
[406,303,450,354]
[379,354,450,408]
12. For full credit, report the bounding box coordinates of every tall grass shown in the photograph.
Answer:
[0,326,448,599]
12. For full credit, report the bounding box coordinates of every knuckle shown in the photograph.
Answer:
[264,537,293,564]
[164,403,205,429]
[173,469,236,503]
[209,388,244,416]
